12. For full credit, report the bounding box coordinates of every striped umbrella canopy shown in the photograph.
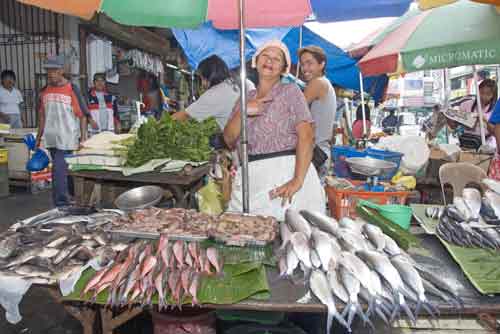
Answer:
[358,0,500,76]
[17,0,413,29]
[418,0,500,10]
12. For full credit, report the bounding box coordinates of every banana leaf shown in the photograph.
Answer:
[64,262,270,305]
[412,204,500,294]
[438,238,500,295]
[356,204,420,250]
[199,240,275,266]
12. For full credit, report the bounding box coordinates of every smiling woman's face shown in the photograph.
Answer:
[256,47,285,80]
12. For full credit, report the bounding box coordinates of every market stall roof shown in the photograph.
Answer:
[311,0,413,22]
[17,0,413,28]
[172,24,388,101]
[358,0,500,76]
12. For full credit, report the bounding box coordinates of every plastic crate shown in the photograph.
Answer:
[365,147,403,180]
[332,146,366,178]
[325,182,410,220]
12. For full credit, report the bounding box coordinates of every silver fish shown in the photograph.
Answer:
[3,247,41,268]
[327,266,349,304]
[53,244,80,265]
[356,250,415,324]
[41,215,96,226]
[338,230,370,253]
[311,228,334,271]
[285,243,299,276]
[383,235,401,257]
[46,235,68,248]
[453,197,472,221]
[279,222,293,250]
[290,232,312,269]
[338,217,365,234]
[414,264,463,307]
[310,270,348,333]
[339,252,378,305]
[300,210,339,236]
[462,188,481,220]
[358,286,390,325]
[0,234,18,259]
[14,264,53,278]
[20,208,65,226]
[38,247,60,259]
[310,249,322,269]
[285,209,312,239]
[338,266,371,329]
[422,279,461,309]
[391,255,437,318]
[363,224,386,251]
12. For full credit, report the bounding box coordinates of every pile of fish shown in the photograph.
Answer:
[0,208,129,284]
[82,235,223,308]
[279,209,463,333]
[111,208,278,246]
[433,189,500,250]
[111,208,215,237]
[209,212,278,246]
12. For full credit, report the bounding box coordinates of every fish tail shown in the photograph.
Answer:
[347,304,357,329]
[401,300,416,325]
[333,308,350,332]
[358,304,374,330]
[326,310,333,334]
[423,301,439,319]
[414,300,422,318]
[389,303,400,324]
[375,307,390,326]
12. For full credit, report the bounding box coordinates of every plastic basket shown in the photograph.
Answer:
[332,146,366,178]
[365,147,403,180]
[325,182,410,220]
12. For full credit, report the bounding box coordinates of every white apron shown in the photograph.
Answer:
[228,155,326,221]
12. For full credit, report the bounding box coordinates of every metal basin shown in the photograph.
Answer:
[114,185,164,211]
[345,157,397,177]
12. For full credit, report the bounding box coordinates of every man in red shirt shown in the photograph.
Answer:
[36,55,86,207]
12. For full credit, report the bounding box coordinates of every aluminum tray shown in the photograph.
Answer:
[106,229,209,242]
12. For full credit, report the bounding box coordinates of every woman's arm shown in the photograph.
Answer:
[270,121,314,205]
[172,111,190,122]
[223,109,241,149]
[35,102,45,148]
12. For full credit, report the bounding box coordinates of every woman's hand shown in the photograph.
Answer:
[269,177,304,206]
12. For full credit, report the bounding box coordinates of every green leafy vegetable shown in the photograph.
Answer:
[124,114,219,167]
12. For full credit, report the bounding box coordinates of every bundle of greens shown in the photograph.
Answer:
[124,114,219,167]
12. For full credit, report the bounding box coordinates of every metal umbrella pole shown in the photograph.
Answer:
[295,25,303,78]
[239,0,250,213]
[473,65,486,146]
[359,72,367,135]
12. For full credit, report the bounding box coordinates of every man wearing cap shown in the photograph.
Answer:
[35,55,87,207]
[298,46,337,181]
[87,72,120,135]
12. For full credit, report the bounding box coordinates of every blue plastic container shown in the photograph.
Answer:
[332,146,366,178]
[365,147,403,180]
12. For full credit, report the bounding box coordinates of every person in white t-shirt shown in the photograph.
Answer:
[0,70,24,128]
[172,55,255,130]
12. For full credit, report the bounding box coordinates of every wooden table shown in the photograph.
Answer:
[70,165,210,209]
[56,229,500,333]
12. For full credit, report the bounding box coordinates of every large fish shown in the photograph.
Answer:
[285,243,299,277]
[356,250,415,324]
[338,230,370,253]
[363,224,386,251]
[414,264,463,307]
[338,266,371,329]
[290,232,312,269]
[279,222,293,250]
[309,270,348,334]
[311,228,334,271]
[285,209,312,239]
[383,235,401,257]
[300,210,339,236]
[327,266,349,304]
[20,208,65,226]
[453,197,472,221]
[0,233,19,259]
[390,255,437,318]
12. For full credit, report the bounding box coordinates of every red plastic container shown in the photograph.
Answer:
[325,182,410,220]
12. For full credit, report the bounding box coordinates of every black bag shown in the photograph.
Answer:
[312,145,328,171]
[458,133,482,150]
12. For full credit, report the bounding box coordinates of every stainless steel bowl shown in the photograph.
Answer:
[114,185,164,211]
[345,157,397,176]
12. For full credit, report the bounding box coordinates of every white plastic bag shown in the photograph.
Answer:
[376,135,430,175]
